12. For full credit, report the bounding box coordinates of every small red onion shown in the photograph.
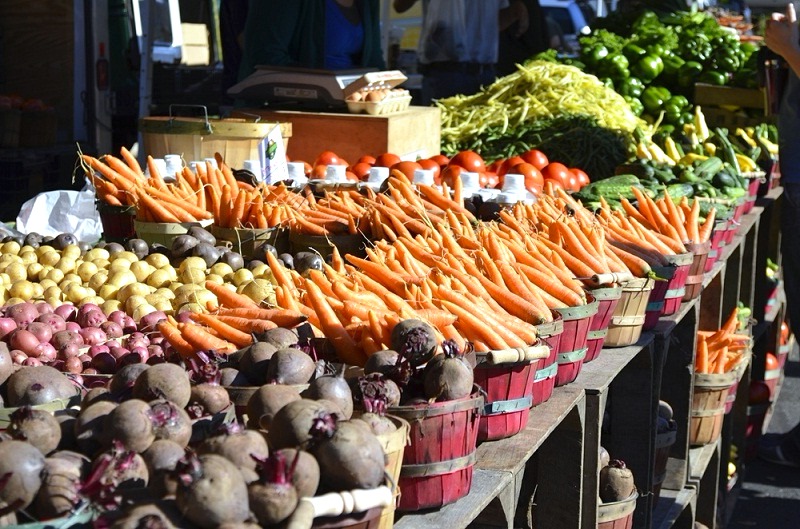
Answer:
[65,322,81,333]
[79,326,108,347]
[91,352,116,374]
[35,301,54,315]
[26,322,53,345]
[0,317,17,339]
[100,320,123,339]
[22,358,42,367]
[54,303,78,321]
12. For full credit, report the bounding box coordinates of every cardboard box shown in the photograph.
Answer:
[180,23,209,66]
[235,106,441,164]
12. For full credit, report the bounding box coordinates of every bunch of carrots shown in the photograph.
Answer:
[156,280,307,360]
[695,307,750,374]
[625,187,716,247]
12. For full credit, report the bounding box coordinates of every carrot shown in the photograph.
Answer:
[204,280,259,309]
[697,337,709,374]
[157,320,197,359]
[178,322,237,354]
[214,315,277,333]
[83,155,137,194]
[438,299,510,351]
[535,238,597,279]
[662,193,689,242]
[686,199,700,243]
[134,191,181,222]
[189,312,253,348]
[345,254,422,295]
[698,207,716,243]
[119,145,144,175]
[607,243,653,278]
[265,250,295,290]
[304,281,365,365]
[721,307,740,334]
[143,186,213,221]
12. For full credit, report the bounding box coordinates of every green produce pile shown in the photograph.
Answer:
[437,61,647,177]
[537,9,760,126]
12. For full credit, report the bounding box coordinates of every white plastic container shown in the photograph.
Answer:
[325,164,348,183]
[242,159,264,182]
[164,154,183,182]
[287,162,308,185]
[145,158,168,180]
[460,171,481,197]
[204,157,219,170]
[368,166,390,185]
[412,168,435,186]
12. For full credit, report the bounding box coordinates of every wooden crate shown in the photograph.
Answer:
[694,84,767,110]
[236,106,441,164]
[701,107,776,129]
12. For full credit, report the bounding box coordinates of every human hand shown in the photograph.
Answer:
[765,4,799,58]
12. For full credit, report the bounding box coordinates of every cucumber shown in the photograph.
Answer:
[665,183,694,200]
[694,157,724,181]
[580,174,642,201]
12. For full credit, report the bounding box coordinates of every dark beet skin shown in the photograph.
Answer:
[6,366,78,406]
[0,342,14,385]
[258,327,299,350]
[245,384,302,430]
[7,407,61,455]
[363,349,399,377]
[31,452,88,519]
[304,371,353,419]
[174,453,250,529]
[423,353,474,402]
[198,428,269,472]
[132,363,191,408]
[149,400,193,448]
[599,460,635,503]
[275,448,320,498]
[103,399,156,453]
[188,384,230,418]
[238,342,277,384]
[109,364,151,397]
[390,319,437,367]
[266,348,316,385]
[219,367,249,387]
[110,499,189,529]
[75,400,118,456]
[0,440,46,512]
[143,440,185,497]
[268,399,343,449]
[82,387,114,409]
[311,419,386,492]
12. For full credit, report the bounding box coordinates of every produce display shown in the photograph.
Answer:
[695,307,751,375]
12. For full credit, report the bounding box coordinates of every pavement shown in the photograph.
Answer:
[729,344,800,528]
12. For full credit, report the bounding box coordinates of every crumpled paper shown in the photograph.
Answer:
[15,183,103,243]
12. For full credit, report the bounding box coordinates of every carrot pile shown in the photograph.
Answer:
[625,188,716,246]
[695,307,750,374]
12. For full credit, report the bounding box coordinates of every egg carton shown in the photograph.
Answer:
[346,93,412,116]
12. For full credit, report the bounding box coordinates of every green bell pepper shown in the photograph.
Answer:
[642,86,667,115]
[623,43,647,61]
[617,77,645,99]
[632,54,664,83]
[699,71,727,86]
[598,53,630,81]
[677,61,703,88]
[624,96,644,116]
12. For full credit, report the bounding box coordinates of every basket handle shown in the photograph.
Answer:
[168,104,211,133]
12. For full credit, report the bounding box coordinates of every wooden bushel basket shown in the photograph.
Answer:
[691,372,737,445]
[96,201,136,243]
[683,241,711,302]
[134,219,213,248]
[289,231,368,260]
[374,416,410,529]
[210,224,290,257]
[554,295,599,386]
[644,265,676,331]
[474,344,550,441]
[660,252,693,315]
[652,428,676,503]
[605,278,654,347]
[585,286,623,363]
[597,492,638,529]
[389,393,483,512]
[532,312,562,406]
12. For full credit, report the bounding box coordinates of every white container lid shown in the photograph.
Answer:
[164,154,182,182]
[325,164,348,183]
[460,171,480,191]
[145,158,168,179]
[204,157,219,169]
[368,166,390,184]
[413,168,435,186]
[242,159,264,182]
[502,173,526,194]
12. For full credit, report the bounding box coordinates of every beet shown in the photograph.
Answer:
[266,348,316,385]
[103,399,156,453]
[186,354,231,418]
[275,448,320,498]
[248,451,299,526]
[31,452,88,519]
[390,319,437,367]
[198,424,269,472]
[219,367,249,387]
[238,342,277,384]
[599,459,635,503]
[257,327,299,350]
[355,377,398,436]
[83,387,114,408]
[143,440,185,497]
[304,367,354,419]
[6,366,78,406]
[110,364,151,398]
[75,400,118,455]
[7,407,61,455]
[363,349,399,377]
[423,340,474,402]
[56,415,78,452]
[268,398,343,449]
[149,400,193,448]
[0,439,45,512]
[308,414,386,491]
[110,499,187,529]
[174,452,250,528]
[246,384,302,430]
[132,363,192,408]
[89,442,150,498]
[599,446,610,469]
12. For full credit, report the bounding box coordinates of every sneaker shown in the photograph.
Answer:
[759,444,800,468]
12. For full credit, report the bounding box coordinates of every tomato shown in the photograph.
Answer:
[541,162,571,188]
[520,149,549,170]
[374,152,402,168]
[571,168,591,189]
[749,380,772,404]
[314,150,346,167]
[566,173,580,193]
[781,321,790,345]
[417,158,441,182]
[440,165,465,188]
[391,160,423,181]
[766,352,780,371]
[311,164,328,179]
[358,155,376,165]
[509,162,544,193]
[429,154,450,167]
[487,160,502,174]
[349,162,372,180]
[449,150,487,173]
[543,178,565,194]
[497,156,526,176]
[302,162,313,176]
[346,171,359,182]
[479,172,490,188]
[485,172,500,189]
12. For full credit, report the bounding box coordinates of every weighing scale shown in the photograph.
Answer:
[226,66,407,111]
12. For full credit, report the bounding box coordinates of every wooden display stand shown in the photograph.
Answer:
[234,107,441,163]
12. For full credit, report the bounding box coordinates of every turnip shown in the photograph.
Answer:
[423,339,474,402]
[149,400,193,448]
[248,451,299,526]
[238,342,277,384]
[143,439,185,497]
[103,399,156,453]
[133,363,192,408]
[599,459,635,503]
[6,365,78,406]
[308,413,386,491]
[275,448,319,498]
[266,347,316,385]
[75,400,118,455]
[0,439,45,513]
[7,406,61,455]
[187,353,231,418]
[391,319,437,367]
[174,452,250,528]
[268,398,343,449]
[198,423,269,472]
[246,383,302,430]
[304,365,354,419]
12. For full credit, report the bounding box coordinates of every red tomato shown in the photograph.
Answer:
[349,162,372,180]
[314,150,345,167]
[487,160,502,174]
[541,162,571,188]
[440,165,465,188]
[571,168,591,189]
[485,172,500,189]
[449,150,487,173]
[543,178,565,194]
[566,173,580,192]
[479,172,490,188]
[358,155,376,165]
[417,158,441,182]
[346,171,359,182]
[374,153,402,168]
[302,162,313,176]
[497,156,526,176]
[391,161,423,181]
[766,352,780,371]
[311,164,327,179]
[749,380,772,404]
[429,154,450,167]
[781,321,790,345]
[520,149,549,170]
[509,162,544,193]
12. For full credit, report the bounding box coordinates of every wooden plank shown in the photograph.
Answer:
[576,334,655,395]
[695,441,721,528]
[689,442,719,482]
[580,387,605,529]
[694,84,766,109]
[739,215,760,312]
[652,487,697,529]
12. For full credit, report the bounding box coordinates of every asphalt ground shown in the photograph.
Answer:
[729,343,800,528]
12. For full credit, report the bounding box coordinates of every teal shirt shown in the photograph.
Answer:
[239,0,384,78]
